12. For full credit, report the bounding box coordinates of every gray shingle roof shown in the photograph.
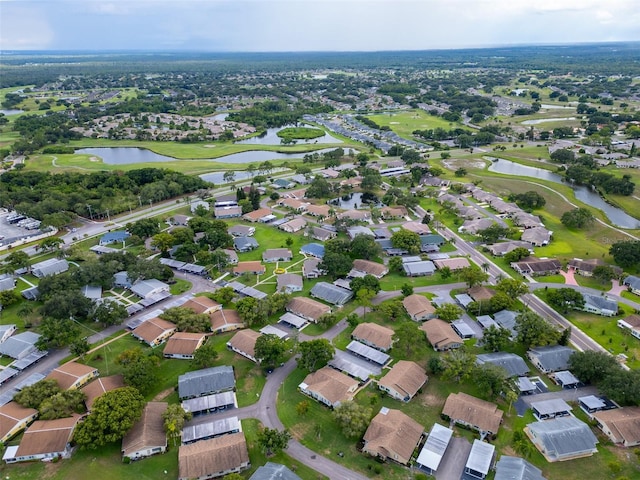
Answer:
[178,366,235,400]
[476,352,529,377]
[0,332,41,359]
[529,345,574,372]
[310,282,353,305]
[249,462,302,480]
[526,417,598,460]
[495,456,547,480]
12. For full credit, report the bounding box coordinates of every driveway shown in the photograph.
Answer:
[436,435,472,480]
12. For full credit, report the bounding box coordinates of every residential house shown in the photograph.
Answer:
[178,365,235,400]
[459,218,495,235]
[181,416,241,444]
[2,415,81,464]
[178,432,250,480]
[525,417,598,462]
[227,330,262,363]
[551,370,580,388]
[319,168,340,179]
[181,391,237,417]
[99,230,130,246]
[300,243,325,258]
[521,227,552,247]
[277,198,308,212]
[0,324,16,344]
[81,375,125,411]
[593,407,640,447]
[286,297,331,323]
[458,206,484,220]
[46,362,98,390]
[243,208,273,223]
[234,236,259,252]
[298,367,359,408]
[401,221,430,235]
[0,402,38,444]
[169,214,191,226]
[302,258,324,279]
[476,352,529,378]
[0,274,16,292]
[623,275,640,296]
[512,212,544,229]
[582,293,618,317]
[163,332,207,359]
[279,217,307,233]
[249,462,301,480]
[442,392,503,437]
[132,318,177,347]
[568,258,622,277]
[527,345,575,373]
[130,279,170,299]
[403,294,436,321]
[182,296,222,315]
[121,402,168,461]
[276,273,303,293]
[272,178,295,189]
[618,314,640,340]
[350,259,388,279]
[494,456,547,480]
[0,332,40,360]
[352,323,394,352]
[486,241,534,257]
[378,360,427,402]
[233,261,266,275]
[531,398,573,421]
[403,260,436,277]
[190,200,210,213]
[468,285,497,303]
[339,177,362,188]
[278,312,308,329]
[310,226,335,242]
[291,174,310,185]
[31,258,69,278]
[381,206,408,220]
[433,257,471,271]
[310,282,353,306]
[113,271,132,288]
[223,249,239,265]
[346,226,375,239]
[228,225,255,237]
[511,257,562,276]
[415,423,453,475]
[210,309,245,333]
[362,407,424,465]
[214,206,242,219]
[421,320,464,351]
[262,248,293,263]
[464,440,495,480]
[337,209,370,221]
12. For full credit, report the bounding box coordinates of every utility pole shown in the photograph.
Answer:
[138,195,142,207]
[86,204,93,220]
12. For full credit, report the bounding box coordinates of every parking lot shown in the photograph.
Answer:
[0,211,43,247]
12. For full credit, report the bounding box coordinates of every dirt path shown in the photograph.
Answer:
[152,387,175,401]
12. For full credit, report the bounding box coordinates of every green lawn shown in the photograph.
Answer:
[534,274,566,284]
[365,110,471,141]
[378,271,459,291]
[574,275,611,292]
[169,279,192,295]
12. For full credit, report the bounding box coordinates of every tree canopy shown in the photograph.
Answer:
[297,339,335,372]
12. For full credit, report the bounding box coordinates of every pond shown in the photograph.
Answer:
[521,117,576,125]
[74,146,344,165]
[235,124,342,145]
[0,109,24,116]
[540,104,576,110]
[487,158,640,229]
[199,167,288,185]
[328,192,381,210]
[210,113,229,121]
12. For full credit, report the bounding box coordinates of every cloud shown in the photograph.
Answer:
[0,5,54,49]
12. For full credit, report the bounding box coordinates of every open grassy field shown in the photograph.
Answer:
[366,109,471,140]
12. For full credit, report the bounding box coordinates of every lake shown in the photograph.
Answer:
[521,117,576,125]
[74,146,345,165]
[199,167,288,185]
[0,109,24,116]
[487,158,640,229]
[329,192,381,210]
[235,124,343,145]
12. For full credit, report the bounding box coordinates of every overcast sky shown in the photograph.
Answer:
[1,0,639,51]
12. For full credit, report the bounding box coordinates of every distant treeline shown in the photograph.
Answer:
[227,100,332,129]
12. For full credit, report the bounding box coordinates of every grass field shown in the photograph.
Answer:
[366,109,471,140]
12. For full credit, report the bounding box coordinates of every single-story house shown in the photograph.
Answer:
[31,258,69,278]
[286,297,331,323]
[214,206,243,219]
[233,261,266,275]
[338,209,370,221]
[178,365,235,400]
[402,294,436,321]
[113,271,132,288]
[511,257,562,276]
[46,362,99,390]
[593,407,640,447]
[531,398,573,421]
[130,279,170,299]
[415,423,453,475]
[306,204,331,218]
[0,331,40,360]
[279,217,307,233]
[0,274,16,292]
[300,243,325,259]
[380,206,408,220]
[494,456,547,480]
[401,221,429,235]
[459,218,496,235]
[618,314,640,340]
[249,462,302,480]
[310,226,336,242]
[346,226,375,240]
[378,360,427,402]
[464,440,495,480]
[81,375,125,411]
[182,296,222,315]
[521,227,553,247]
[352,322,394,352]
[623,275,640,295]
[276,273,303,293]
[298,367,359,408]
[190,200,210,213]
[222,249,239,265]
[121,402,168,461]
[362,407,424,465]
[476,352,529,378]
[181,416,241,445]
[210,309,245,333]
[421,320,464,351]
[272,178,295,189]
[262,248,293,263]
[486,241,534,257]
[99,230,130,246]
[132,318,177,347]
[433,257,471,271]
[0,402,38,444]
[227,329,262,363]
[302,258,324,279]
[178,432,250,480]
[228,225,255,237]
[525,417,598,462]
[468,285,497,303]
[582,293,618,317]
[403,260,436,277]
[310,282,353,306]
[163,332,207,359]
[442,392,503,437]
[350,259,388,279]
[169,214,191,226]
[527,345,575,373]
[511,212,544,229]
[243,208,273,223]
[234,236,259,252]
[568,258,622,278]
[277,198,308,212]
[181,391,237,417]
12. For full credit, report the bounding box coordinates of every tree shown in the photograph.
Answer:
[482,325,512,352]
[546,288,585,314]
[210,286,235,305]
[256,427,291,456]
[391,229,421,254]
[504,247,532,264]
[477,224,509,244]
[441,350,475,382]
[474,364,508,400]
[4,250,30,272]
[38,236,64,252]
[350,275,381,295]
[610,241,640,269]
[356,287,377,320]
[388,256,404,273]
[549,148,575,163]
[223,171,236,183]
[509,191,546,210]
[350,234,382,260]
[13,379,61,409]
[495,278,529,299]
[599,369,640,406]
[459,266,488,288]
[561,208,595,229]
[150,232,175,254]
[393,321,422,358]
[74,387,146,449]
[297,339,335,372]
[373,299,405,322]
[320,252,353,279]
[254,334,287,368]
[435,303,463,322]
[192,340,219,369]
[568,350,620,385]
[160,307,210,332]
[39,389,86,420]
[306,177,332,198]
[333,401,372,438]
[36,317,81,349]
[401,283,414,297]
[235,297,269,327]
[70,337,90,359]
[93,301,127,328]
[163,404,192,447]
[592,265,616,284]
[121,353,160,396]
[514,311,560,348]
[41,290,94,320]
[126,218,160,238]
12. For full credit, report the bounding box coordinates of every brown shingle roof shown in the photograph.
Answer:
[286,297,331,322]
[352,259,388,277]
[262,248,292,261]
[243,208,272,221]
[622,314,640,329]
[210,309,244,332]
[81,375,125,410]
[15,415,81,458]
[132,317,177,345]
[122,402,168,458]
[442,392,503,434]
[402,294,435,319]
[45,361,98,390]
[433,257,471,271]
[593,407,640,445]
[233,261,266,274]
[468,285,496,302]
[228,329,261,359]
[378,361,428,400]
[306,204,331,217]
[420,319,463,349]
[352,323,394,351]
[181,296,221,314]
[179,432,249,479]
[301,367,358,406]
[163,332,207,357]
[0,402,38,441]
[363,408,423,464]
